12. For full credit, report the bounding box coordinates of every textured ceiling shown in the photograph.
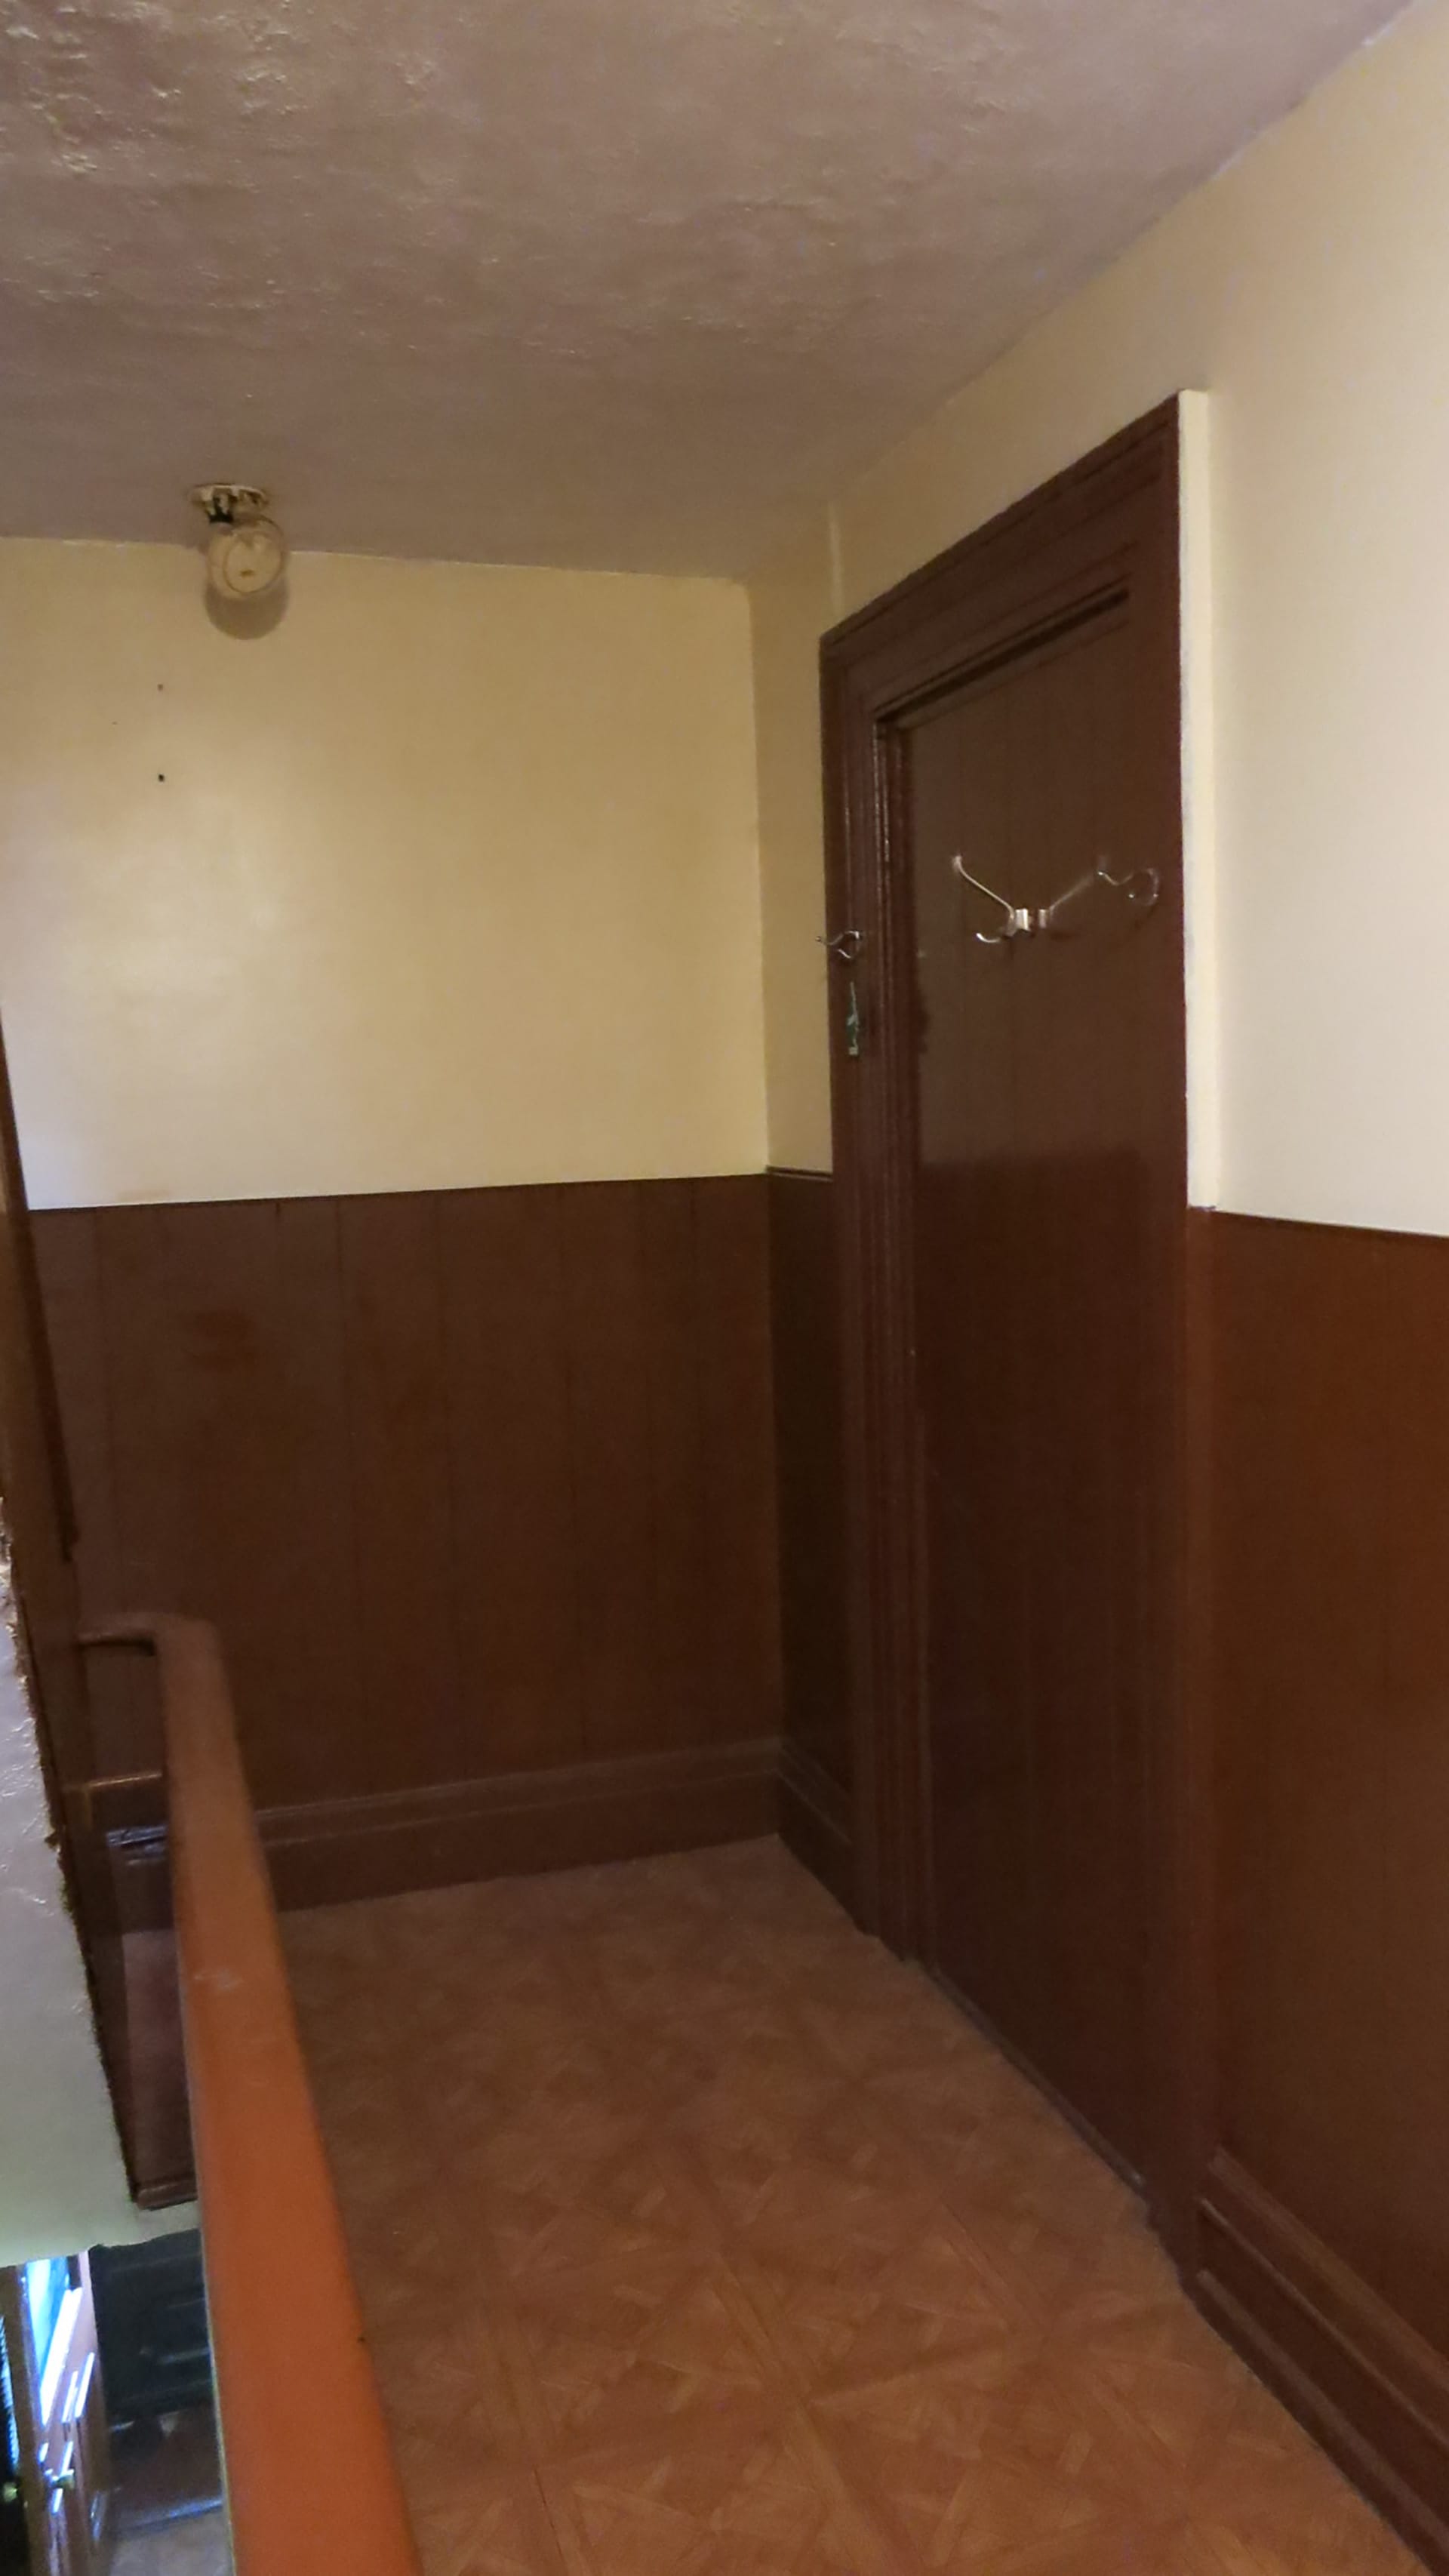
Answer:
[1,0,1409,574]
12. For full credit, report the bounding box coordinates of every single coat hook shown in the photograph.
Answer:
[949,856,1035,943]
[1038,859,1160,932]
[818,927,865,964]
[1098,861,1160,905]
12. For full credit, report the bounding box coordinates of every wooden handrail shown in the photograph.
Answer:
[82,1614,422,2576]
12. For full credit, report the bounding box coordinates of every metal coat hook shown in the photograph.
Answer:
[951,853,1159,943]
[949,859,1035,944]
[817,928,866,1057]
[1038,860,1160,934]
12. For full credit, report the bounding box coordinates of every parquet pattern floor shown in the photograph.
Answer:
[283,1839,1421,2576]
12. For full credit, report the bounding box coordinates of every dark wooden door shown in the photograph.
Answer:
[909,596,1176,2173]
[821,406,1184,2197]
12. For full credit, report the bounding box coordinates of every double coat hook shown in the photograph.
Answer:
[951,854,1160,945]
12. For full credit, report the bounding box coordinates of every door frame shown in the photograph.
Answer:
[0,2255,113,2576]
[819,399,1198,2241]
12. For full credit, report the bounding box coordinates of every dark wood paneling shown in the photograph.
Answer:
[119,1925,193,2208]
[1198,2153,1449,2571]
[564,1183,660,1757]
[73,1199,371,1808]
[436,1184,581,1777]
[29,1206,150,1777]
[1209,1213,1389,2288]
[1381,1229,1449,2364]
[33,1177,782,1861]
[766,1170,850,1857]
[697,1177,781,1750]
[777,1737,852,1910]
[270,1199,365,1801]
[641,1182,711,1749]
[337,1192,463,1794]
[1198,1209,1449,2566]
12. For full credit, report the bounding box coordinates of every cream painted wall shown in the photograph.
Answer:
[0,1591,180,2263]
[750,0,1449,1233]
[750,516,841,1176]
[0,544,764,1209]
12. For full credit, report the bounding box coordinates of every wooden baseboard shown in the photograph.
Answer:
[777,1737,854,1912]
[1195,2153,1449,2571]
[103,1737,781,1915]
[263,1736,781,1907]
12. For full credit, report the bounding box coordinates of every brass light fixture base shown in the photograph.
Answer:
[188,482,270,525]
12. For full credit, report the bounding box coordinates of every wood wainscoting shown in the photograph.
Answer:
[33,1169,1449,2558]
[35,1177,782,1906]
[766,1168,852,1906]
[761,1183,1449,2561]
[1192,1208,1449,2568]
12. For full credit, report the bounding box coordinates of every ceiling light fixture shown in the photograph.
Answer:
[188,482,288,602]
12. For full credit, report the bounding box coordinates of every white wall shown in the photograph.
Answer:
[0,1601,169,2264]
[0,544,764,1211]
[751,0,1449,1234]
